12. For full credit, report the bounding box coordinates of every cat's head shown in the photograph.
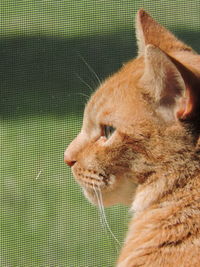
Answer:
[64,10,200,207]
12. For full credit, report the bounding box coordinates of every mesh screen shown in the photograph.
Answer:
[1,1,200,266]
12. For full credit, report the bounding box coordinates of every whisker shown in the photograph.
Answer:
[65,92,89,103]
[76,92,90,100]
[93,182,121,252]
[93,183,107,230]
[97,185,121,248]
[78,54,101,85]
[75,73,94,93]
[92,183,120,254]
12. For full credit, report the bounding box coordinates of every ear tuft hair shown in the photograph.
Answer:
[136,9,193,56]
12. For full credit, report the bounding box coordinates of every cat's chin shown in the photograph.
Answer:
[82,178,137,207]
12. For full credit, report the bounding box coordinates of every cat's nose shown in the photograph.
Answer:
[64,132,87,167]
[64,151,76,167]
[64,146,77,167]
[65,159,76,167]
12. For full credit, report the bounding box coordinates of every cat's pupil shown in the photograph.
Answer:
[103,125,116,139]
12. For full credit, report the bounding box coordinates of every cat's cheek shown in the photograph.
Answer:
[82,176,138,207]
[80,187,115,207]
[82,188,99,206]
[96,136,107,145]
[81,188,115,207]
[104,176,138,206]
[82,188,119,207]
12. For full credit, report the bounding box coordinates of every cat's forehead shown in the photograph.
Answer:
[84,57,147,128]
[89,58,144,104]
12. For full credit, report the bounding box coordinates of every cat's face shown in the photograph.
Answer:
[65,10,200,207]
[64,58,162,206]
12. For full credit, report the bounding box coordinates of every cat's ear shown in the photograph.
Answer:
[141,45,200,122]
[136,9,193,56]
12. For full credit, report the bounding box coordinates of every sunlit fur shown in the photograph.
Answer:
[65,9,200,267]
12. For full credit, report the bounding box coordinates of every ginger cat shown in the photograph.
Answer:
[64,9,200,267]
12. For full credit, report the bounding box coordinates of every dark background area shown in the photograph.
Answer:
[1,30,199,118]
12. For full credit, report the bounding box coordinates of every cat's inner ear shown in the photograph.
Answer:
[136,9,193,56]
[140,45,200,122]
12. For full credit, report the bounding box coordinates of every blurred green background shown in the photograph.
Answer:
[1,1,200,266]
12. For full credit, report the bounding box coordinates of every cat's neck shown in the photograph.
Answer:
[132,152,200,213]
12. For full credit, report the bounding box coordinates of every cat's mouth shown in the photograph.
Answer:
[72,165,115,191]
[72,163,136,206]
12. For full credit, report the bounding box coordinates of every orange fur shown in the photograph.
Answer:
[65,10,200,266]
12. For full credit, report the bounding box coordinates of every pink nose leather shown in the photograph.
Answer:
[64,158,76,167]
[64,150,77,167]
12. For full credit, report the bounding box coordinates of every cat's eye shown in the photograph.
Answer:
[102,125,116,139]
